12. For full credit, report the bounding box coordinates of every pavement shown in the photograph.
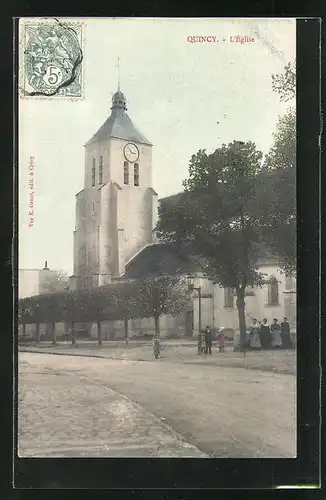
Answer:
[18,351,296,458]
[18,356,207,458]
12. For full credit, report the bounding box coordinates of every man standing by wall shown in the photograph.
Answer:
[204,325,213,355]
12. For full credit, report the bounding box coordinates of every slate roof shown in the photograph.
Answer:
[85,90,152,146]
[122,240,280,280]
[158,192,185,204]
[122,243,199,279]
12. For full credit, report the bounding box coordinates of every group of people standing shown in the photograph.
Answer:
[198,317,294,355]
[248,317,293,350]
[199,325,225,355]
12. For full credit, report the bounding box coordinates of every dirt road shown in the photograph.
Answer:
[18,352,296,458]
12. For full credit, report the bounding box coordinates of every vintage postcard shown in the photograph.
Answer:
[17,18,297,461]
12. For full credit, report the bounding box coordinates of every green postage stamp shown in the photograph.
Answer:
[19,19,84,98]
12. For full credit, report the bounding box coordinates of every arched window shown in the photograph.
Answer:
[224,287,234,308]
[124,161,129,185]
[99,156,103,185]
[268,277,279,305]
[91,158,96,187]
[134,163,139,186]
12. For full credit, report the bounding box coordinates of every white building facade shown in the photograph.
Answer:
[191,263,296,338]
[18,262,61,299]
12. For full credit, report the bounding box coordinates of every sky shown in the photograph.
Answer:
[18,17,296,275]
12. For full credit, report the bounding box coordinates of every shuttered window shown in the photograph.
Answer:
[134,163,139,186]
[268,277,279,305]
[224,287,234,308]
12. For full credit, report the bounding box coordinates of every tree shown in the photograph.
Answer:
[258,113,296,275]
[271,61,295,102]
[138,275,191,338]
[156,141,268,350]
[262,67,296,275]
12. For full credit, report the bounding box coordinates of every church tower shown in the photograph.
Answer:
[71,89,158,289]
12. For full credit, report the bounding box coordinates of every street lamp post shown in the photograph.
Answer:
[187,276,202,354]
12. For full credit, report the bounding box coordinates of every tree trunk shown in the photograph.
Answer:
[236,291,247,354]
[124,318,129,345]
[154,315,160,337]
[35,323,40,344]
[71,321,76,346]
[51,322,56,345]
[22,323,26,340]
[97,320,102,346]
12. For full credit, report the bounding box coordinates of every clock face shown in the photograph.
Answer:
[124,143,139,163]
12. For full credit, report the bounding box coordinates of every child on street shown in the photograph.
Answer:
[216,327,225,353]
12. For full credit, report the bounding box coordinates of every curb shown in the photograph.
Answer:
[84,377,208,457]
[19,348,159,363]
[19,348,295,375]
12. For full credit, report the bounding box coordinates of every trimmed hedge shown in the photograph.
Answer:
[18,277,191,326]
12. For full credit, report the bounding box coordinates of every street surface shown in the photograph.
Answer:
[18,350,296,458]
[19,340,296,374]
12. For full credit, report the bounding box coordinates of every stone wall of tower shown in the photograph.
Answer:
[73,189,86,277]
[82,139,110,280]
[98,182,114,284]
[72,91,156,283]
[109,138,152,188]
[84,140,112,189]
[109,137,154,271]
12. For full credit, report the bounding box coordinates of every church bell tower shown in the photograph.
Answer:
[71,88,158,290]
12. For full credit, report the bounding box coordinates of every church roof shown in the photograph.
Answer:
[122,243,199,279]
[158,192,184,204]
[85,89,152,146]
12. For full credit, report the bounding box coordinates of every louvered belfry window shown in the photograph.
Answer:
[99,156,103,185]
[134,163,139,186]
[92,158,96,187]
[124,161,129,185]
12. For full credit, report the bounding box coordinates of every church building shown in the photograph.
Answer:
[69,88,296,340]
[70,88,158,290]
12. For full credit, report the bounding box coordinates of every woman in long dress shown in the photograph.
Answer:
[259,318,272,349]
[270,318,282,348]
[249,318,262,349]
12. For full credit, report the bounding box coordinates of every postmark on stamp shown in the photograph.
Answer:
[19,19,83,98]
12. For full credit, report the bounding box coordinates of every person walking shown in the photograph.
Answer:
[197,330,201,354]
[200,329,206,356]
[248,318,262,349]
[259,318,272,349]
[204,325,213,355]
[280,317,293,349]
[270,318,282,348]
[153,333,160,359]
